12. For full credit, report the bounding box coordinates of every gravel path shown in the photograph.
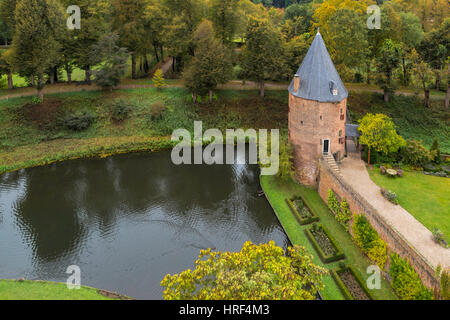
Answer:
[340,143,450,269]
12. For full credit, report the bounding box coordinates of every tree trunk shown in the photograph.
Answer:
[445,84,449,109]
[54,67,58,83]
[436,73,441,90]
[192,93,197,104]
[7,72,13,89]
[402,56,408,87]
[131,53,137,79]
[50,70,55,84]
[260,80,265,98]
[67,71,72,85]
[172,56,175,72]
[144,55,149,74]
[85,67,91,84]
[384,89,389,102]
[209,90,213,103]
[366,62,371,85]
[368,148,371,166]
[424,89,430,108]
[37,74,44,101]
[30,75,35,87]
[160,46,164,61]
[153,45,160,62]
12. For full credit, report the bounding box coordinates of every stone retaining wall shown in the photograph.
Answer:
[317,158,439,290]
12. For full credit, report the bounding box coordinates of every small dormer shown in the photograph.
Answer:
[329,81,338,96]
[293,74,300,92]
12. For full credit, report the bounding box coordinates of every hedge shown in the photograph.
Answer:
[331,266,374,300]
[305,224,345,264]
[286,197,320,226]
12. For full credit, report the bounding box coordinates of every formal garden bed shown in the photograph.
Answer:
[331,267,373,300]
[286,196,320,225]
[305,224,345,263]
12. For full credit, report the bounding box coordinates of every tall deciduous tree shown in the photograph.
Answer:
[183,20,233,103]
[240,15,283,97]
[0,0,17,44]
[12,0,64,100]
[411,49,434,108]
[111,0,149,79]
[161,241,327,300]
[0,49,15,89]
[376,39,401,102]
[209,0,239,45]
[358,113,406,165]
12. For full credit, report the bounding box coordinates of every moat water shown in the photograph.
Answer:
[0,149,288,299]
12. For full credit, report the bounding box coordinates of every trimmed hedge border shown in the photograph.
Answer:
[305,224,345,263]
[286,197,320,226]
[331,267,374,300]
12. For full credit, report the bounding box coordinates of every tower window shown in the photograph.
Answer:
[329,81,338,96]
[320,116,322,120]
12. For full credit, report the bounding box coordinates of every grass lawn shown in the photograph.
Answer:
[260,175,398,300]
[0,279,122,300]
[369,168,450,242]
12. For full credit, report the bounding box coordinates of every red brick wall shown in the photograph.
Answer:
[318,159,439,291]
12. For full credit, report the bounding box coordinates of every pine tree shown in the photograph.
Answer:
[152,69,166,90]
[12,0,65,100]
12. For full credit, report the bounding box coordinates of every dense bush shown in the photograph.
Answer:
[110,99,132,122]
[327,190,340,214]
[336,199,353,230]
[63,112,95,131]
[432,228,448,248]
[430,139,442,164]
[352,215,388,270]
[389,253,433,300]
[149,101,167,121]
[399,140,434,166]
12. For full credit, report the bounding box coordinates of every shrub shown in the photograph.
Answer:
[432,228,448,248]
[63,112,95,131]
[336,199,352,230]
[276,141,294,181]
[152,69,166,90]
[389,253,433,300]
[367,238,388,270]
[400,140,434,166]
[31,96,43,104]
[380,188,399,205]
[327,190,340,214]
[430,139,442,164]
[435,265,450,300]
[149,101,167,121]
[110,99,132,122]
[352,214,387,269]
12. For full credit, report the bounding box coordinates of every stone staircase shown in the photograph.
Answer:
[323,153,342,176]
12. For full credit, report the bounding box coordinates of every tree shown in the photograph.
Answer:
[111,0,149,79]
[282,35,309,80]
[410,49,434,108]
[152,69,165,91]
[375,39,401,102]
[161,241,327,300]
[183,20,233,103]
[326,8,369,71]
[276,140,294,181]
[397,12,424,86]
[0,49,15,89]
[0,0,17,44]
[11,0,64,100]
[240,15,283,97]
[358,113,406,165]
[209,0,239,45]
[90,33,129,91]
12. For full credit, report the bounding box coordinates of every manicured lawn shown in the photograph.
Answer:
[0,279,121,300]
[261,175,397,300]
[369,168,450,242]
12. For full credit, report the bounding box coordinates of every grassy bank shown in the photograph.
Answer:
[0,279,127,300]
[260,175,397,300]
[368,168,450,243]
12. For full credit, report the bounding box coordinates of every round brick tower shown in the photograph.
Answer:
[288,32,348,186]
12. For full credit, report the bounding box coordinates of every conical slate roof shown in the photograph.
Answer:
[288,31,348,103]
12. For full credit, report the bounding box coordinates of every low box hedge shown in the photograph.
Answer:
[286,197,320,226]
[305,224,345,263]
[331,266,374,300]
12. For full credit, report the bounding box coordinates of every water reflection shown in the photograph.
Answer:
[0,148,288,299]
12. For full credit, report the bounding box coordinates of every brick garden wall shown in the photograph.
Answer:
[317,158,440,290]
